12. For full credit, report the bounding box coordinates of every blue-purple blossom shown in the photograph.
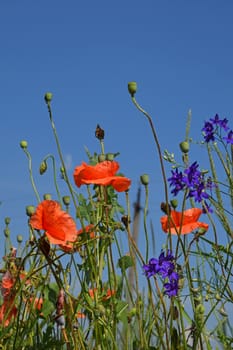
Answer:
[223,130,233,144]
[164,279,179,297]
[202,114,231,143]
[168,168,185,196]
[168,162,211,208]
[143,250,180,297]
[202,121,215,142]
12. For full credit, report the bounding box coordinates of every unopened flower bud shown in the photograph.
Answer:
[98,154,106,162]
[106,153,114,161]
[128,82,137,97]
[17,234,23,243]
[140,174,149,186]
[160,202,171,215]
[39,161,47,175]
[197,227,207,235]
[95,124,105,140]
[44,92,53,104]
[196,304,205,314]
[179,141,190,153]
[26,205,35,217]
[62,196,70,206]
[43,193,51,200]
[4,217,11,225]
[4,228,10,237]
[170,199,178,209]
[20,140,28,149]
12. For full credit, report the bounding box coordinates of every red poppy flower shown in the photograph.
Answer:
[73,161,131,192]
[1,271,14,299]
[0,298,17,326]
[77,224,95,239]
[30,200,78,246]
[160,208,209,235]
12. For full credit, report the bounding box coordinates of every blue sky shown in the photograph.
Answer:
[0,1,233,256]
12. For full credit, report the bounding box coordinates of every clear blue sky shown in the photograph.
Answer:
[0,1,233,255]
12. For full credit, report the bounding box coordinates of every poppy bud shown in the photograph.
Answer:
[44,92,53,104]
[160,202,171,215]
[26,205,35,217]
[39,161,47,175]
[62,196,70,206]
[179,141,190,153]
[20,140,28,149]
[128,82,137,97]
[17,234,23,243]
[4,228,10,237]
[140,174,149,186]
[106,153,114,161]
[43,194,52,200]
[170,199,178,209]
[4,217,11,225]
[95,124,105,140]
[98,154,106,162]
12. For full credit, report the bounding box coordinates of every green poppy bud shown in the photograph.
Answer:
[4,217,11,225]
[62,196,70,206]
[98,154,106,162]
[43,193,51,200]
[17,234,23,243]
[140,174,149,186]
[170,199,178,209]
[20,140,28,149]
[196,304,205,314]
[179,141,190,153]
[4,228,10,237]
[106,153,114,161]
[39,160,47,175]
[128,82,137,97]
[26,205,35,217]
[44,92,53,104]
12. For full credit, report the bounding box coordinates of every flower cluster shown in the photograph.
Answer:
[168,161,213,209]
[142,251,180,297]
[202,113,233,144]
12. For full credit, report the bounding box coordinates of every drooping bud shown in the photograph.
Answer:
[140,174,149,186]
[95,124,105,140]
[160,202,171,215]
[26,205,35,217]
[44,92,53,104]
[128,82,137,97]
[39,160,47,175]
[179,141,190,153]
[20,140,28,149]
[62,196,70,206]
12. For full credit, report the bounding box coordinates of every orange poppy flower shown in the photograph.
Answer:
[73,161,131,192]
[160,208,209,235]
[77,224,95,239]
[30,200,78,246]
[1,271,14,299]
[30,297,43,311]
[88,288,116,301]
[0,298,17,326]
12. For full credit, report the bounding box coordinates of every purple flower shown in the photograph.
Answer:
[164,279,179,297]
[188,181,209,202]
[183,162,201,188]
[168,168,185,196]
[210,114,229,131]
[223,130,233,144]
[202,121,215,142]
[143,251,180,297]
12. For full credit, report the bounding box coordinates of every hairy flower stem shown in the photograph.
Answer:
[45,102,84,226]
[23,148,40,203]
[130,96,171,249]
